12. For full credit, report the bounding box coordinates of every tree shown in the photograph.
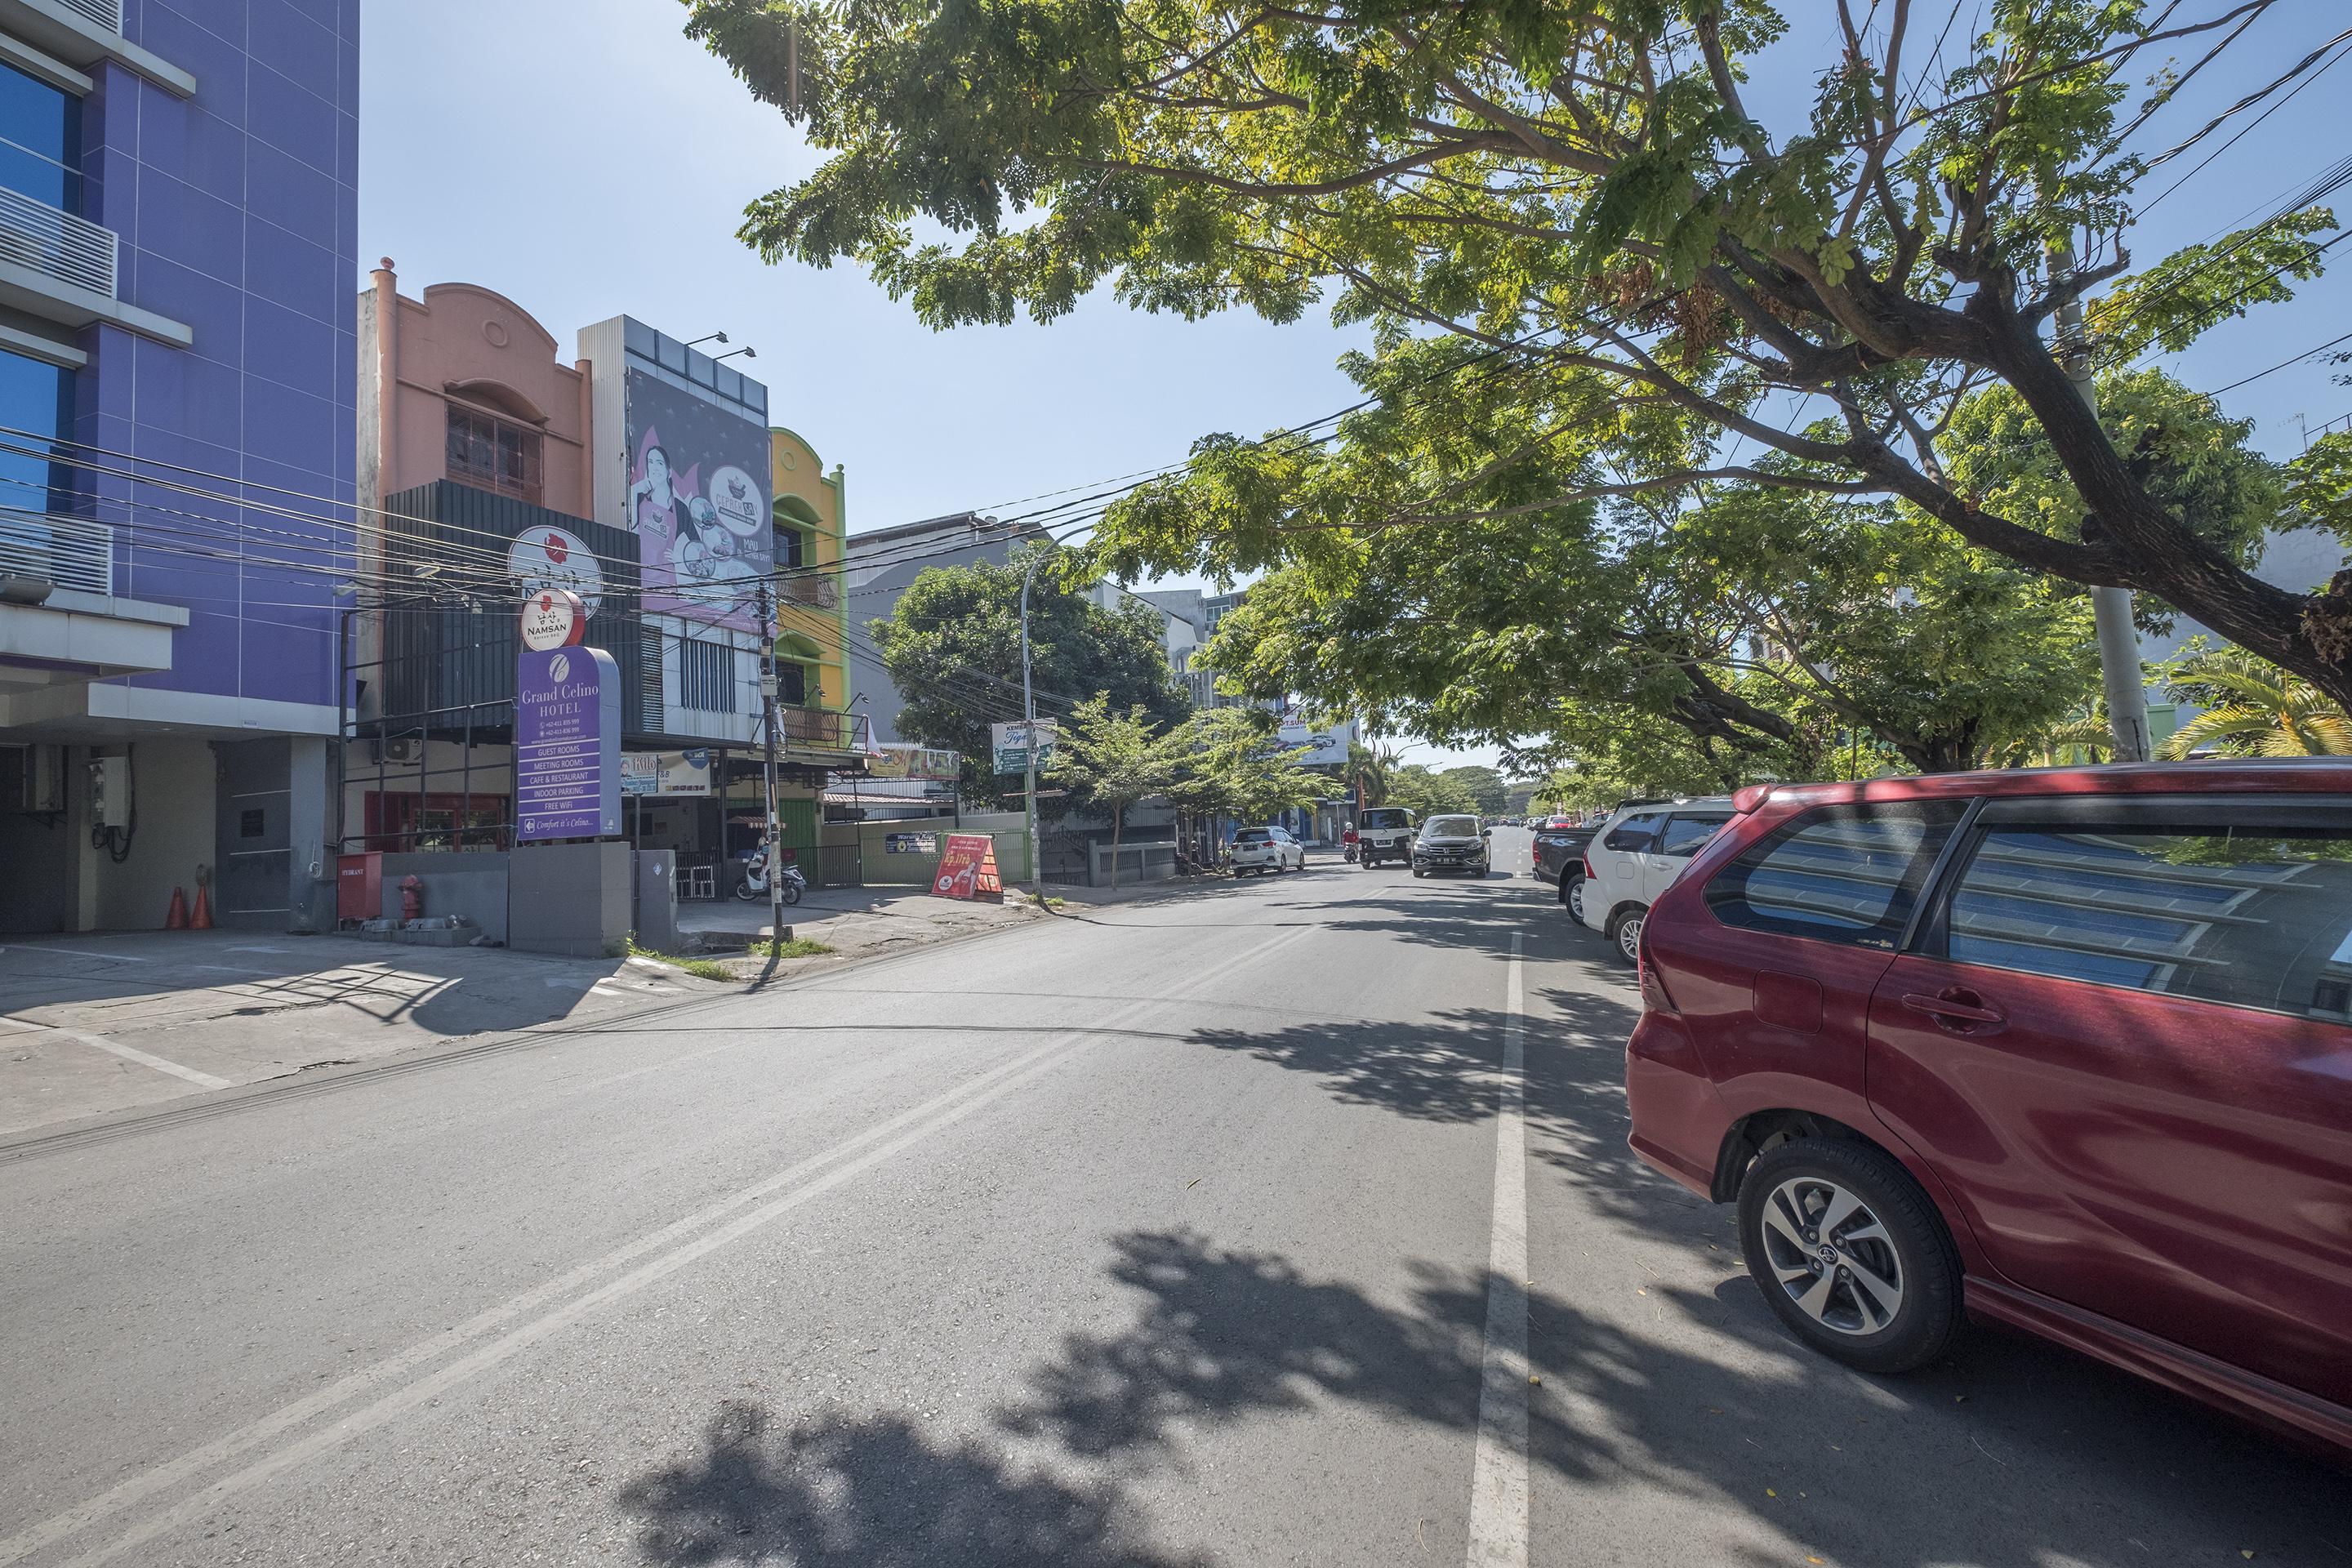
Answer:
[1383,764,1478,817]
[1438,764,1508,816]
[871,546,1189,802]
[1171,707,1327,840]
[2156,642,2352,759]
[1047,695,1183,888]
[688,0,2351,712]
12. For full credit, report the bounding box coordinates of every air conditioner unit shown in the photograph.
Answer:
[372,737,421,764]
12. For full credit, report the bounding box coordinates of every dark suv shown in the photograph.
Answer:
[1624,763,2352,1455]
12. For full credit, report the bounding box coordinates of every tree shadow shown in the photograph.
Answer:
[617,1400,1212,1568]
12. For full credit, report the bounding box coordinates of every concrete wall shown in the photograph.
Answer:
[375,851,510,942]
[91,740,217,932]
[509,840,630,958]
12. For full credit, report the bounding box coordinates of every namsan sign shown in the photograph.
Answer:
[519,587,589,653]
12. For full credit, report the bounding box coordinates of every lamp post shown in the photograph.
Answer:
[757,581,784,945]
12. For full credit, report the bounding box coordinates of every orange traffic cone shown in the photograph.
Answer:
[164,886,189,929]
[190,884,212,930]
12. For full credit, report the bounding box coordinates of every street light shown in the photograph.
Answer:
[1019,542,1055,899]
[684,332,728,350]
[715,345,757,363]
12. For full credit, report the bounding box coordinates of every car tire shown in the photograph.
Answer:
[1735,1137,1963,1376]
[1604,906,1644,965]
[1413,867,1426,878]
[1561,875,1586,924]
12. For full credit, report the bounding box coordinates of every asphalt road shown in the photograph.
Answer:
[2,830,2345,1566]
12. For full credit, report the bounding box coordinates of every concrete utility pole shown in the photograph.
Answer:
[757,582,785,944]
[1019,546,1048,899]
[2049,238,2153,763]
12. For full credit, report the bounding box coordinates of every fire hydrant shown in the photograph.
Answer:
[399,875,425,922]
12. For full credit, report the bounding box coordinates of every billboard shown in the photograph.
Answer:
[619,749,713,797]
[1276,718,1355,768]
[991,719,1059,775]
[867,743,960,782]
[624,368,771,633]
[517,646,621,840]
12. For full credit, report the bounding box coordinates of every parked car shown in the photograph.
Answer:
[1623,762,2352,1456]
[1356,806,1417,868]
[1411,814,1491,876]
[1530,815,1599,891]
[1230,826,1305,875]
[1579,797,1737,962]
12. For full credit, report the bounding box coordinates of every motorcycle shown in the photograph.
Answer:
[1341,829,1360,864]
[733,849,806,906]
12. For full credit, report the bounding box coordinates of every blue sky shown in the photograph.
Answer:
[360,2,2352,772]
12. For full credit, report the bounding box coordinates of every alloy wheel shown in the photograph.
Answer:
[1566,880,1585,922]
[1615,912,1643,963]
[1757,1176,1906,1336]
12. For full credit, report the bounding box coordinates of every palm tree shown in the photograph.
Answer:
[1347,739,1394,807]
[2158,645,2352,759]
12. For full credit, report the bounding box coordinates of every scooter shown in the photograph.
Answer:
[733,849,806,906]
[1341,830,1360,864]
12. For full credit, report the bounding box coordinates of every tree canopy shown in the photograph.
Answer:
[688,0,2347,714]
[871,546,1191,800]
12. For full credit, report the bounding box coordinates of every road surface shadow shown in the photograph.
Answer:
[617,1399,1212,1567]
[623,1225,2350,1566]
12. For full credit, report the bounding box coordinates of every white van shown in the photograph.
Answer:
[1579,797,1736,962]
[1356,807,1417,867]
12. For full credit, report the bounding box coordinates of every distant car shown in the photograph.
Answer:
[1578,796,1736,962]
[1356,806,1417,868]
[1625,763,2352,1455]
[1412,814,1491,877]
[1231,826,1305,875]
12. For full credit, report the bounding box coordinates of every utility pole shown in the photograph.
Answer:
[757,581,785,944]
[1019,546,1047,899]
[2049,237,2152,763]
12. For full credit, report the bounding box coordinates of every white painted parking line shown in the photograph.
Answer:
[10,1020,233,1091]
[1465,932,1529,1568]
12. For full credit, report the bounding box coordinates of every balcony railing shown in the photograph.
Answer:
[776,705,855,751]
[0,184,116,300]
[778,573,839,609]
[0,510,112,595]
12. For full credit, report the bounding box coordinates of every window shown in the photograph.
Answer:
[1659,813,1731,858]
[446,406,543,504]
[1236,829,1271,844]
[679,637,734,712]
[0,62,81,213]
[1929,799,2352,1019]
[776,527,804,571]
[775,662,808,706]
[1605,811,1667,853]
[1423,816,1481,839]
[0,346,70,523]
[1361,808,1413,830]
[1706,802,1968,949]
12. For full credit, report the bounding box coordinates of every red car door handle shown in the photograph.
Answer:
[1901,991,2007,1029]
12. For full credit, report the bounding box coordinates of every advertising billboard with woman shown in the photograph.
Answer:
[623,367,771,632]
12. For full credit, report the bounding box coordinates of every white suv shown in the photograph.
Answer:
[1231,826,1305,875]
[1579,796,1736,963]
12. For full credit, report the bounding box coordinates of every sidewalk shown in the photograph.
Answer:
[0,931,732,1141]
[674,884,1045,975]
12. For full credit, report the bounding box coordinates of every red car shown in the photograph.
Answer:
[1624,762,2352,1455]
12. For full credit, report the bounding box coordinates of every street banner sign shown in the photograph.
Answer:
[990,719,1059,774]
[619,748,712,797]
[867,744,960,781]
[931,833,997,899]
[517,644,620,840]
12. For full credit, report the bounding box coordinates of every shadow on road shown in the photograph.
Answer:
[618,1400,1212,1567]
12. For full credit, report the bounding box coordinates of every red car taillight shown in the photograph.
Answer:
[1580,854,1595,880]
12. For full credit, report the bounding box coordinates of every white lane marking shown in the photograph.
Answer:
[10,1021,232,1090]
[2,946,153,963]
[16,923,1316,1568]
[1465,931,1529,1568]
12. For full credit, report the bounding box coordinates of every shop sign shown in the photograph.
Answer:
[516,645,620,840]
[931,833,997,899]
[506,527,605,612]
[519,587,588,653]
[867,744,960,782]
[620,748,713,797]
[884,831,940,854]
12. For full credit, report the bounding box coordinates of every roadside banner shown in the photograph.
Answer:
[931,833,1001,901]
[990,719,1058,775]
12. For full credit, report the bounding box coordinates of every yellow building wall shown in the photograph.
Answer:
[771,426,851,719]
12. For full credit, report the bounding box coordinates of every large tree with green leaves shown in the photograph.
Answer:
[871,546,1190,800]
[687,0,2346,715]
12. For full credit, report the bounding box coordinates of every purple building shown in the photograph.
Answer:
[0,1,359,933]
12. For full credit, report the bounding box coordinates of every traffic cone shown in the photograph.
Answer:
[164,887,189,930]
[190,884,212,930]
